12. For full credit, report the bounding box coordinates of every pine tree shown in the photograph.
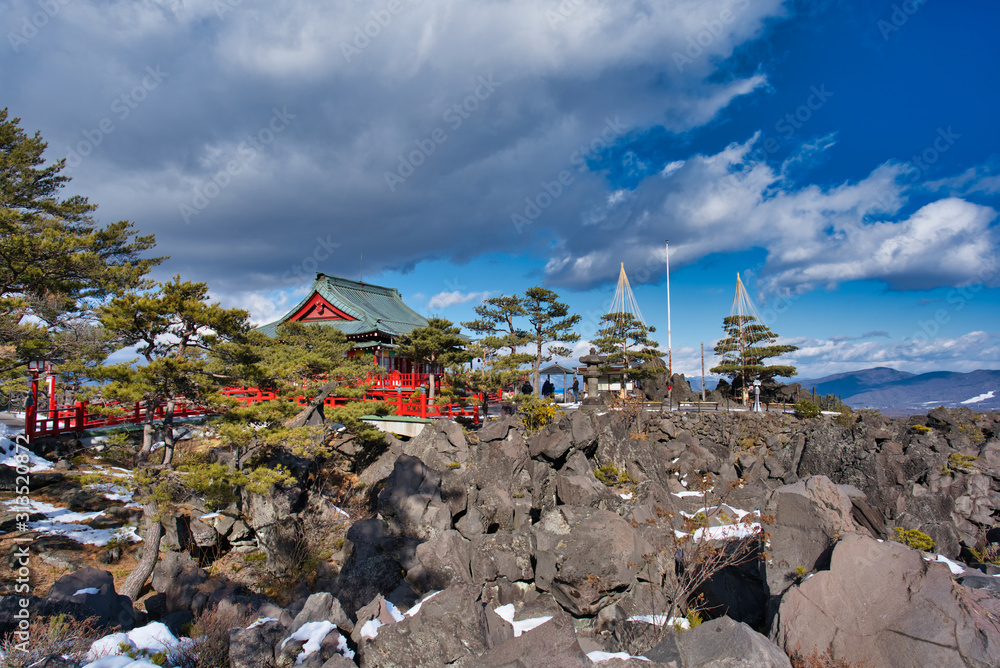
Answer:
[396,317,468,401]
[96,277,250,466]
[463,295,534,397]
[592,312,661,396]
[0,109,161,378]
[522,287,580,396]
[710,314,798,403]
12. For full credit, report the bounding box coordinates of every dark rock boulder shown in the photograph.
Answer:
[151,550,209,615]
[763,476,868,598]
[46,567,135,630]
[532,505,652,617]
[772,534,1000,668]
[646,616,791,667]
[377,454,451,541]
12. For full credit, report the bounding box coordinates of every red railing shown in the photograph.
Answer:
[25,385,479,439]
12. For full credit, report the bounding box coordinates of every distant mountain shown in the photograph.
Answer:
[795,367,1000,415]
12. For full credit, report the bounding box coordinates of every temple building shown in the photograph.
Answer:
[256,273,433,376]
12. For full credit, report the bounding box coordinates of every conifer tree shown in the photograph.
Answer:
[710,315,798,402]
[0,109,161,378]
[396,317,467,401]
[592,312,661,396]
[522,287,581,396]
[462,295,533,397]
[96,277,250,466]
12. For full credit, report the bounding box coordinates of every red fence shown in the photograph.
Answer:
[25,385,479,439]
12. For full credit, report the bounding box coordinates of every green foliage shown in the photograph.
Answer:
[245,465,297,494]
[956,423,985,444]
[594,463,637,487]
[685,609,703,629]
[516,394,559,433]
[710,315,798,398]
[969,543,1000,565]
[911,424,931,434]
[0,109,162,380]
[447,461,461,470]
[592,312,661,391]
[890,527,935,552]
[941,453,979,475]
[521,286,581,394]
[178,462,245,510]
[396,317,467,401]
[794,401,820,419]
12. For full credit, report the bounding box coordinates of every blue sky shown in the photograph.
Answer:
[3,0,999,381]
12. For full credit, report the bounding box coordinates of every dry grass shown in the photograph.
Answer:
[0,613,104,668]
[790,648,871,668]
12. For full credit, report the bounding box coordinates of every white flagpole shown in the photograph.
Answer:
[665,240,672,378]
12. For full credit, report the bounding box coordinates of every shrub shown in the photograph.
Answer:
[0,614,102,668]
[794,401,820,419]
[594,463,636,487]
[890,527,935,552]
[941,453,979,475]
[186,603,259,668]
[516,394,559,433]
[911,424,931,434]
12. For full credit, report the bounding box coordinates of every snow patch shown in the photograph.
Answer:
[962,390,995,404]
[493,604,553,637]
[0,428,54,471]
[75,587,101,596]
[589,650,651,662]
[405,590,441,617]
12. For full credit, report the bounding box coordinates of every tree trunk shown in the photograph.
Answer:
[284,380,339,429]
[121,497,161,601]
[428,366,436,402]
[161,398,175,467]
[137,419,154,463]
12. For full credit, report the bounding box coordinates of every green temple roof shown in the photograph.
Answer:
[255,274,429,340]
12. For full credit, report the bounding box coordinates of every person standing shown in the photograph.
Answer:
[571,377,579,402]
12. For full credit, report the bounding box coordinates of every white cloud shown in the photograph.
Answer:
[544,135,1000,294]
[428,290,493,310]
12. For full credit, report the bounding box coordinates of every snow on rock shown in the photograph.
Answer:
[588,650,651,662]
[405,590,441,617]
[86,632,135,661]
[626,614,689,629]
[493,604,553,637]
[2,497,143,545]
[247,617,279,629]
[85,482,136,504]
[0,426,54,471]
[359,618,384,640]
[281,620,355,663]
[75,587,101,596]
[83,623,194,668]
[928,554,967,575]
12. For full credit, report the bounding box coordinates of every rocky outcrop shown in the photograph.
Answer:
[772,534,1000,667]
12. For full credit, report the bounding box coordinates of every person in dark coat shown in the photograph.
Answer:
[521,381,533,395]
[571,378,579,402]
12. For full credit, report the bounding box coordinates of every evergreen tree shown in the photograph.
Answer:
[0,109,161,378]
[592,312,661,397]
[462,295,533,397]
[710,315,798,403]
[522,286,580,396]
[96,277,250,466]
[396,317,468,401]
